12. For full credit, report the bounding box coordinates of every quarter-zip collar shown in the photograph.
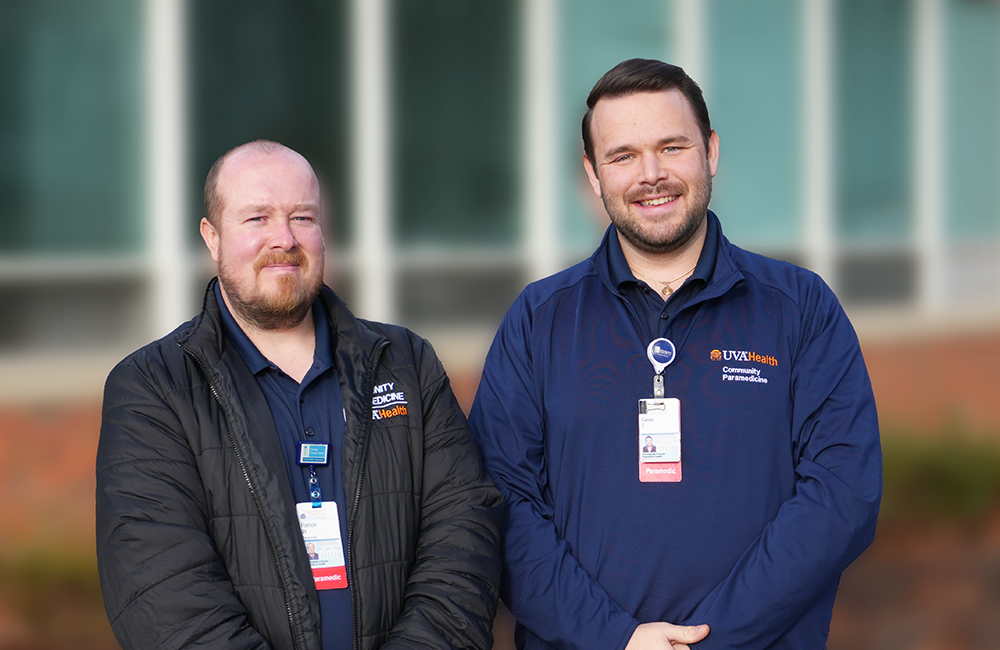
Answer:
[591,210,745,314]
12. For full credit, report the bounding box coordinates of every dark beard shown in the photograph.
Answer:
[604,173,713,255]
[220,249,322,331]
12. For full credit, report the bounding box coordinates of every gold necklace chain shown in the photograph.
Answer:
[634,264,697,297]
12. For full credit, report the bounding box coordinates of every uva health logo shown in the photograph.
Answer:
[710,349,778,366]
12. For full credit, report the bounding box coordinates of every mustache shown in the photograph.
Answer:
[254,249,308,273]
[624,182,686,203]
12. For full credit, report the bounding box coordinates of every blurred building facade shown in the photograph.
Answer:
[2,0,1000,405]
[4,3,1000,649]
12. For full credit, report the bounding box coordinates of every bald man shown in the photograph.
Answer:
[97,140,503,650]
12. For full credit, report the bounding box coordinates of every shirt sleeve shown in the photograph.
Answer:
[684,278,882,648]
[468,297,640,650]
[96,356,276,650]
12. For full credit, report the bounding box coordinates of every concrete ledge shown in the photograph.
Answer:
[0,350,129,406]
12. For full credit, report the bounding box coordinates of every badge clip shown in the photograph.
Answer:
[309,468,322,508]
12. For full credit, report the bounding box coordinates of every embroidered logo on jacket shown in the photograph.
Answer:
[371,381,408,420]
[710,348,779,385]
[710,349,778,366]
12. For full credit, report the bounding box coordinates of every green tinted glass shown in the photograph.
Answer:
[0,0,142,253]
[946,0,1000,240]
[708,0,800,249]
[836,0,913,243]
[560,0,672,250]
[190,0,349,245]
[392,0,519,245]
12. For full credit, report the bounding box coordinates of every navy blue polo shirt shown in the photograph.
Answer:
[215,283,353,650]
[607,214,719,341]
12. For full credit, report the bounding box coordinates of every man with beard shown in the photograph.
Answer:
[469,59,881,649]
[97,140,503,650]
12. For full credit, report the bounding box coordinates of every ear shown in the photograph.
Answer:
[200,217,221,263]
[583,155,603,198]
[707,130,720,177]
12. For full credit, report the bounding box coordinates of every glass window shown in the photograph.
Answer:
[392,0,519,246]
[560,0,673,251]
[946,0,1000,241]
[0,0,142,253]
[835,0,913,244]
[190,0,349,245]
[707,0,800,249]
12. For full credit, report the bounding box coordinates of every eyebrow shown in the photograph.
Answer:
[602,135,696,161]
[290,203,320,214]
[238,203,320,215]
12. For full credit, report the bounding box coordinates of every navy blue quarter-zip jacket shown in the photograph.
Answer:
[469,213,882,650]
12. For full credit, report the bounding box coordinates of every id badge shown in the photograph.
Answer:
[638,397,681,482]
[296,501,348,589]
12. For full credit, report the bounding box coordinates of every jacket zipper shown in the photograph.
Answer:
[181,343,304,650]
[348,339,389,650]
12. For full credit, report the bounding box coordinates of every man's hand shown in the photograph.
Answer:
[625,622,710,650]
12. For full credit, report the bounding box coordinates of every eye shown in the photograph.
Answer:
[612,154,634,163]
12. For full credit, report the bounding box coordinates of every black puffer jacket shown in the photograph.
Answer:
[97,282,504,650]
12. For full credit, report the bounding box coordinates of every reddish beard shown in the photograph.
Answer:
[221,248,323,331]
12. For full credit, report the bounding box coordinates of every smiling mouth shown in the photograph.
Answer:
[258,262,301,274]
[637,195,679,207]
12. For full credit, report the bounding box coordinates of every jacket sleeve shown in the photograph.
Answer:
[96,355,273,650]
[467,298,641,650]
[382,335,505,650]
[684,279,882,649]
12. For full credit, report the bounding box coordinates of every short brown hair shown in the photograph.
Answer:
[203,139,290,226]
[582,59,712,165]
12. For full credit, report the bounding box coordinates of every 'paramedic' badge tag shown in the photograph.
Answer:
[297,501,348,589]
[647,338,676,375]
[638,397,682,483]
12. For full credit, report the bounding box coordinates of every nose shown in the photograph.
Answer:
[268,219,297,250]
[638,152,669,185]
[268,219,298,251]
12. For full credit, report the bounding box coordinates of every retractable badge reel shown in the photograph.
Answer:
[297,442,329,508]
[640,338,682,482]
[646,338,676,397]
